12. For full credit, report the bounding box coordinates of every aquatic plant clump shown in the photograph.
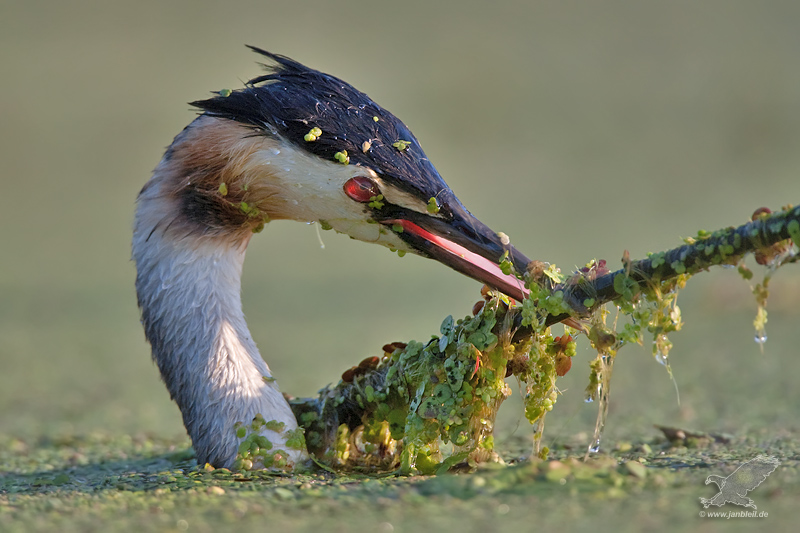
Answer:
[290,295,531,474]
[281,205,799,474]
[232,414,306,472]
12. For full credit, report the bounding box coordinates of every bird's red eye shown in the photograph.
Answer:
[343,176,380,203]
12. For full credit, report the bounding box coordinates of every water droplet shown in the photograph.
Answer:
[586,356,613,459]
[314,221,326,249]
[270,148,281,156]
[292,200,298,205]
[654,350,668,366]
[161,281,172,290]
[754,332,767,345]
[584,396,594,404]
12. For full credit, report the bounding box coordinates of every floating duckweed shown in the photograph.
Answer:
[307,127,322,142]
[738,264,754,280]
[670,260,686,274]
[613,273,639,300]
[334,150,349,164]
[232,415,302,472]
[239,201,263,218]
[318,220,333,231]
[373,116,380,122]
[426,197,440,214]
[788,219,800,244]
[304,127,323,142]
[392,140,412,151]
[284,428,306,450]
[368,194,384,209]
[397,250,406,257]
[264,420,285,432]
[497,232,510,246]
[392,224,404,233]
[218,89,232,97]
[648,252,665,269]
[218,182,228,196]
[499,251,513,275]
[583,298,596,307]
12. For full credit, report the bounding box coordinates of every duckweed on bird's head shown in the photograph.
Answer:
[392,140,411,152]
[334,150,350,164]
[304,127,322,142]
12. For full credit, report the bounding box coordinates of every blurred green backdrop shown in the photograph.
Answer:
[1,0,798,450]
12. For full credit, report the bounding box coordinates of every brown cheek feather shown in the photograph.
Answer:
[162,117,287,234]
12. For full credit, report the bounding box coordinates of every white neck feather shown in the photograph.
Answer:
[133,182,307,468]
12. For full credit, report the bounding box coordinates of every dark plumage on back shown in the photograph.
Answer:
[191,46,450,205]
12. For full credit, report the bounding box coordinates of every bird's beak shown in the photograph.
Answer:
[381,199,531,302]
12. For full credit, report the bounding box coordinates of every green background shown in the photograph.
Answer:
[1,1,799,530]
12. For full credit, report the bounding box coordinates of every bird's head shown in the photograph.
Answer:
[166,46,530,301]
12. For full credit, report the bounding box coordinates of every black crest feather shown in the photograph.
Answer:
[190,46,450,202]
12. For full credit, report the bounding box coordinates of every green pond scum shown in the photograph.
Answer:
[232,415,306,472]
[5,430,799,533]
[275,204,799,475]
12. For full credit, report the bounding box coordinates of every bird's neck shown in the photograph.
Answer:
[133,189,307,469]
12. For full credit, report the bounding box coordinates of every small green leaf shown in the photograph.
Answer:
[788,219,800,244]
[543,264,563,283]
[334,151,349,164]
[368,194,385,209]
[392,140,411,151]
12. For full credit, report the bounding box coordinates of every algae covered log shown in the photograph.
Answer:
[289,295,534,474]
[281,205,798,474]
[540,204,800,327]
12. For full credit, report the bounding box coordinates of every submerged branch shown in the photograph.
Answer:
[285,205,798,474]
[542,204,800,327]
